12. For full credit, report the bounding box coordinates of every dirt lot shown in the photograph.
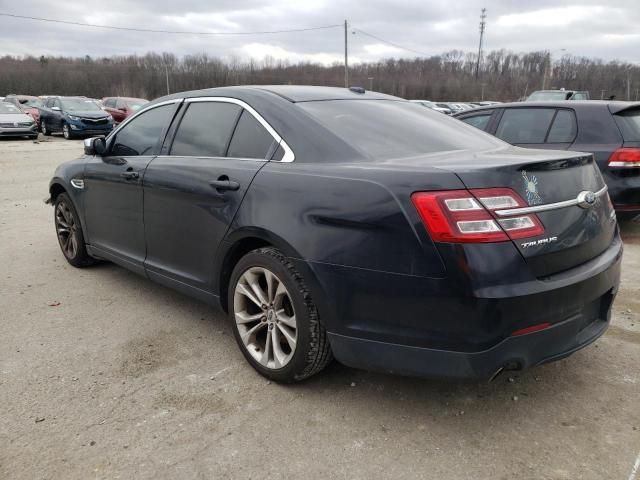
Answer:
[1,135,639,480]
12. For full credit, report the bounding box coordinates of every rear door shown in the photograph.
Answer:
[83,101,180,273]
[493,107,576,150]
[143,98,277,293]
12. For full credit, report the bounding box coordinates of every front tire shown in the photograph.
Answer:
[54,193,96,267]
[41,120,51,136]
[62,123,74,140]
[228,247,332,383]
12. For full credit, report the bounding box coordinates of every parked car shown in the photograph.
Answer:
[4,94,43,128]
[47,86,620,383]
[39,96,114,139]
[0,102,38,139]
[526,89,590,101]
[409,100,451,114]
[436,102,473,114]
[454,100,640,215]
[102,97,149,124]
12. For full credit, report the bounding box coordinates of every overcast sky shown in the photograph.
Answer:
[1,0,639,64]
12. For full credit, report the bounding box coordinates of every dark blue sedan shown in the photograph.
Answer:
[46,86,621,383]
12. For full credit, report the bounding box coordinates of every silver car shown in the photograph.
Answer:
[0,102,38,139]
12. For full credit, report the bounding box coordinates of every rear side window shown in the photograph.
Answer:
[460,114,492,131]
[227,110,275,159]
[170,102,241,157]
[298,100,501,160]
[495,108,555,144]
[111,104,174,157]
[104,98,116,108]
[546,110,577,143]
[613,109,640,141]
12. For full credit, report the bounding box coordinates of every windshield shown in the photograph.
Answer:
[127,100,148,111]
[527,91,570,101]
[298,100,502,160]
[60,98,102,112]
[614,109,640,141]
[0,103,22,114]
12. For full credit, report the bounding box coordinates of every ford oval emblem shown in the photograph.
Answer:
[577,190,597,209]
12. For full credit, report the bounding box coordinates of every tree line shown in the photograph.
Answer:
[0,50,638,102]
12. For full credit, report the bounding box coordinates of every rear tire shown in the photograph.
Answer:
[54,193,97,268]
[228,247,332,383]
[41,120,51,136]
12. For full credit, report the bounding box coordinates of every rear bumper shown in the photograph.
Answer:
[603,170,640,212]
[308,234,622,380]
[329,291,612,380]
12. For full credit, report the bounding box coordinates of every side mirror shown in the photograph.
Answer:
[84,137,107,156]
[51,106,61,111]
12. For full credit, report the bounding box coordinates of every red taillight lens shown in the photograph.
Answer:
[608,148,640,168]
[411,188,545,243]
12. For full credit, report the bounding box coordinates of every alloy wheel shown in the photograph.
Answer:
[63,124,70,139]
[233,267,298,369]
[41,121,47,134]
[55,200,78,259]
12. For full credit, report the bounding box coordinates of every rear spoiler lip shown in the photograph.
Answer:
[607,102,640,115]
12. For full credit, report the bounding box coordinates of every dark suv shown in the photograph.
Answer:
[455,101,640,214]
[39,96,114,139]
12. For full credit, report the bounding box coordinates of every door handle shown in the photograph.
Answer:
[120,171,139,180]
[209,176,240,192]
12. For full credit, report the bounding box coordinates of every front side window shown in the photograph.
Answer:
[227,110,275,159]
[110,104,174,157]
[170,102,241,157]
[495,108,555,144]
[546,110,577,143]
[461,113,492,131]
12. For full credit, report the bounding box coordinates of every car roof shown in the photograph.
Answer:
[157,85,400,104]
[453,100,640,116]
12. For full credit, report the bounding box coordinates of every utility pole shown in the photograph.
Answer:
[627,69,632,101]
[475,8,486,80]
[164,63,170,95]
[368,77,374,91]
[344,20,349,88]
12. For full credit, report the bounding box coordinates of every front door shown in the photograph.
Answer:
[83,101,180,273]
[143,100,277,294]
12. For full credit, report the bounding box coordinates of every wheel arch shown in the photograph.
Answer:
[217,228,326,318]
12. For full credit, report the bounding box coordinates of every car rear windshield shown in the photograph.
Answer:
[613,109,640,141]
[298,100,501,160]
[19,98,42,108]
[61,98,102,112]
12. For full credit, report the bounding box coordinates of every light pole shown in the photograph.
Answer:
[368,77,374,91]
[542,48,566,90]
[163,63,170,95]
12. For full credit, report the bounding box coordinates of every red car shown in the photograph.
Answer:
[4,95,42,128]
[101,97,148,124]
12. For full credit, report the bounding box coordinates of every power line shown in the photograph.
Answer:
[351,27,430,57]
[0,12,342,36]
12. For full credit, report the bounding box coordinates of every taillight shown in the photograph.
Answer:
[411,188,544,243]
[608,148,640,168]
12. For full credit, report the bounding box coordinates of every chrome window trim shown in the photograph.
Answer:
[184,96,294,162]
[106,98,184,142]
[494,185,608,217]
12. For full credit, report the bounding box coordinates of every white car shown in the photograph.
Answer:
[0,102,38,139]
[410,100,451,114]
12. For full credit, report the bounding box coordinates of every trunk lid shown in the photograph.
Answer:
[427,146,617,277]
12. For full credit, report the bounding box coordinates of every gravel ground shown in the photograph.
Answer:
[1,135,639,480]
